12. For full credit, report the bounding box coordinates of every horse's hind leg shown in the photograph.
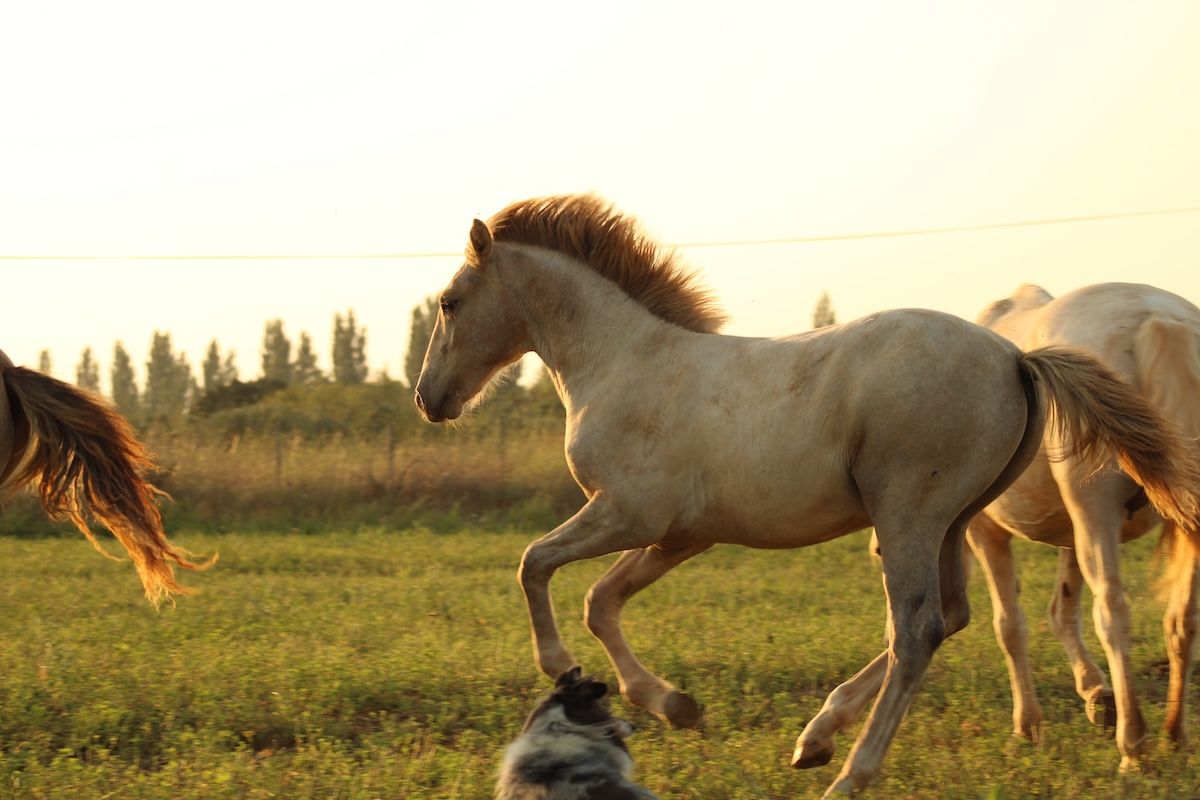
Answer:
[1055,467,1149,770]
[584,544,711,728]
[823,518,947,795]
[1162,523,1199,746]
[968,514,1043,739]
[794,521,971,774]
[1047,547,1114,726]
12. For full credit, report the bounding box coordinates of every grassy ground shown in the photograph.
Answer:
[1,527,1198,798]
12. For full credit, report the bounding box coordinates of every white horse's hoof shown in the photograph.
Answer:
[821,775,859,797]
[792,737,835,769]
[662,690,703,729]
[1119,755,1141,773]
[1085,688,1117,728]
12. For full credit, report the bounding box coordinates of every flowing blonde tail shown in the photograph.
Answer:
[1019,346,1200,541]
[0,366,214,605]
[1132,316,1200,590]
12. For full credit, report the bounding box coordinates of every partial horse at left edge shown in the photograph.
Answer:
[0,348,213,605]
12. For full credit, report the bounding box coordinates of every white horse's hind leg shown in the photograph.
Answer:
[584,544,711,727]
[1162,523,1199,746]
[823,522,947,795]
[795,522,972,774]
[793,652,888,769]
[1054,468,1149,770]
[519,500,662,680]
[1047,547,1114,726]
[967,514,1043,739]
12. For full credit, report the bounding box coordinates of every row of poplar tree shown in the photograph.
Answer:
[42,310,376,429]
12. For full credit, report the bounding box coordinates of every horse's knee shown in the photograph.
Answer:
[1165,602,1200,660]
[1091,580,1132,636]
[517,542,551,590]
[993,608,1026,648]
[583,583,614,636]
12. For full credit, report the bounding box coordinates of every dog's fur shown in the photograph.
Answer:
[496,668,657,800]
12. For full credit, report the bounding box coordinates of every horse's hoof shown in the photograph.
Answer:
[1119,755,1141,773]
[1086,689,1117,728]
[792,738,835,769]
[1013,719,1041,743]
[1162,729,1189,751]
[662,690,703,729]
[821,775,858,797]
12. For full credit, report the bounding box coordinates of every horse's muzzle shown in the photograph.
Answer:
[414,389,445,423]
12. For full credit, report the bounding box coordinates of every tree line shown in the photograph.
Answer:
[43,311,372,430]
[34,302,560,438]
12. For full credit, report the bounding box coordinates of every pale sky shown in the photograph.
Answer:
[1,1,1197,391]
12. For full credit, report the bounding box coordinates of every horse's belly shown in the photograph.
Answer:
[986,495,1074,546]
[663,471,870,549]
[984,454,1163,546]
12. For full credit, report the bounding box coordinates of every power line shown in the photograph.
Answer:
[675,205,1200,248]
[2,204,1197,261]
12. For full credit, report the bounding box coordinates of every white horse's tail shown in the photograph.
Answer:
[1020,347,1200,539]
[1133,316,1200,569]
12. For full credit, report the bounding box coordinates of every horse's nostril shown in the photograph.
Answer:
[414,391,427,413]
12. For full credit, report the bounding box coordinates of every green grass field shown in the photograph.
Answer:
[2,528,1198,798]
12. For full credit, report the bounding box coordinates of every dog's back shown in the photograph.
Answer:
[496,668,657,800]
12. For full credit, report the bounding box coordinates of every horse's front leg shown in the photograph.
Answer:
[968,514,1043,739]
[519,499,662,679]
[584,544,711,727]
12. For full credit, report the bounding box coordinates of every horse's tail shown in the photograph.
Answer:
[0,365,214,605]
[1019,346,1200,542]
[1130,317,1200,587]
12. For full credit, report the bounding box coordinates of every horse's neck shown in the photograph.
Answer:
[498,247,675,407]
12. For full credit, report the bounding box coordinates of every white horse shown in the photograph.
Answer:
[972,284,1200,764]
[414,195,1200,795]
[804,283,1200,774]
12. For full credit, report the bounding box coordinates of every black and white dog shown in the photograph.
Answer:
[496,667,658,800]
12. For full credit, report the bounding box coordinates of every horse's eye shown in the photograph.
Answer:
[440,298,458,315]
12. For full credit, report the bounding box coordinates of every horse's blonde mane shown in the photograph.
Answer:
[483,194,727,333]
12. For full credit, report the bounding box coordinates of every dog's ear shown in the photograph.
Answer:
[555,666,583,688]
[576,678,608,702]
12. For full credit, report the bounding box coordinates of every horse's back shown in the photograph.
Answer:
[994,283,1200,380]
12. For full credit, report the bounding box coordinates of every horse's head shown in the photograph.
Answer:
[414,219,529,422]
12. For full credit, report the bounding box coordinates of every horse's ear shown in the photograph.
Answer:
[468,218,493,267]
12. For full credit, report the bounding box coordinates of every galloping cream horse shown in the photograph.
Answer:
[0,349,209,604]
[819,284,1200,774]
[415,195,1200,795]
